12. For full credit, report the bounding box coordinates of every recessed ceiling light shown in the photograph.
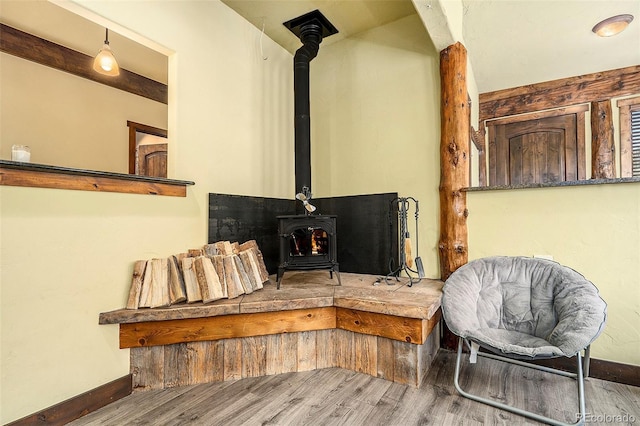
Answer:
[592,14,634,37]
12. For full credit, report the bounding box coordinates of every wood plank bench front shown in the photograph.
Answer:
[99,271,443,389]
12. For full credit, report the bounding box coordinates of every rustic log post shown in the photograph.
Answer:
[438,42,469,281]
[439,43,470,350]
[591,100,616,179]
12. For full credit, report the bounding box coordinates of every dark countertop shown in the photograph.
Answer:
[0,160,195,186]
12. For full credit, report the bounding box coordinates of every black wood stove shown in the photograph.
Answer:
[276,215,340,289]
[275,11,341,289]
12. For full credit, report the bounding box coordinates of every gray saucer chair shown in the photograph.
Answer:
[442,256,607,426]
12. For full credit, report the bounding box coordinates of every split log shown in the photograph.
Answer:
[125,240,271,310]
[138,259,154,308]
[213,241,227,255]
[126,260,147,309]
[211,255,227,298]
[174,252,187,265]
[591,99,616,179]
[168,256,187,305]
[194,256,224,303]
[188,248,204,257]
[238,250,258,291]
[238,239,257,251]
[223,255,246,299]
[213,241,235,256]
[203,244,218,257]
[181,257,202,303]
[239,249,263,290]
[234,255,253,294]
[239,240,269,283]
[231,242,240,254]
[149,258,170,308]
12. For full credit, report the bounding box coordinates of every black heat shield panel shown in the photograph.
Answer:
[208,194,293,274]
[314,192,398,276]
[208,192,398,276]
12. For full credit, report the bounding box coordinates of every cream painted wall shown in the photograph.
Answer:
[1,53,167,173]
[0,0,293,422]
[0,187,203,420]
[467,183,640,366]
[311,14,441,279]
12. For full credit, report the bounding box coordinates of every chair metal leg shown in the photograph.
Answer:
[454,337,586,426]
[576,350,586,425]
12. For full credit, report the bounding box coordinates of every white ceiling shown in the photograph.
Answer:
[461,0,640,93]
[222,0,639,94]
[221,0,417,54]
[2,1,636,94]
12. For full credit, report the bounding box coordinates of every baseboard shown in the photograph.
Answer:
[6,374,132,425]
[531,356,640,388]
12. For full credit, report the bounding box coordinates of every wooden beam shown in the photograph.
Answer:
[336,308,425,344]
[470,126,486,186]
[119,307,337,348]
[438,42,469,281]
[439,42,469,351]
[591,100,616,179]
[0,23,167,104]
[480,65,640,122]
[485,104,589,127]
[577,109,587,180]
[421,308,441,342]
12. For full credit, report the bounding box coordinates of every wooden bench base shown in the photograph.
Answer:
[131,320,440,389]
[101,272,444,389]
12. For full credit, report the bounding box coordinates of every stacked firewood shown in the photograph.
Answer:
[125,240,270,309]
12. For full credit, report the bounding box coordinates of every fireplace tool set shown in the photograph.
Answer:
[382,197,424,286]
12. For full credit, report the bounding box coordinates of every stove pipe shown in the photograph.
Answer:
[284,10,338,197]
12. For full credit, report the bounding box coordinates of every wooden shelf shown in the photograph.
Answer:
[0,160,194,197]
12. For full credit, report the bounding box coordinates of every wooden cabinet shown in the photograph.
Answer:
[487,106,587,186]
[138,143,168,178]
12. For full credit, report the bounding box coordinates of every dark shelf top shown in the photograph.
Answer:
[0,160,195,186]
[465,177,640,192]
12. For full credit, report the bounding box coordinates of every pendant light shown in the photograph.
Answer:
[93,28,120,76]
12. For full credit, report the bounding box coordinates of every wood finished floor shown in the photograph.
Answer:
[70,350,639,425]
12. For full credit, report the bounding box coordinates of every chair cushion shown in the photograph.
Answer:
[442,256,607,358]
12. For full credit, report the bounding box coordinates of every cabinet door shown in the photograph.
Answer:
[490,114,578,185]
[138,143,168,178]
